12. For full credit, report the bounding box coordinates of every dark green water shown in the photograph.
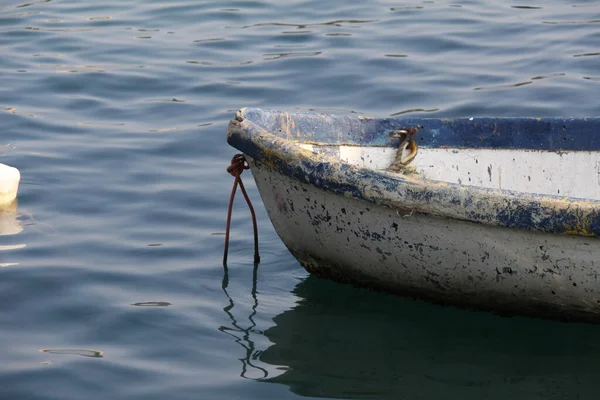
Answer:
[2,0,600,399]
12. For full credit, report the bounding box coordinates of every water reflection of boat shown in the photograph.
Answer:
[0,200,25,260]
[0,200,22,236]
[259,276,600,399]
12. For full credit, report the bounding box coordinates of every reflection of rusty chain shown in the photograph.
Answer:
[388,127,418,172]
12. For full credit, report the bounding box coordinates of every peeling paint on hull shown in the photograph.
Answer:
[251,159,600,322]
[227,108,600,322]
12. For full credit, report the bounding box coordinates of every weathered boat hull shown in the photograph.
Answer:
[227,108,600,322]
[250,157,600,321]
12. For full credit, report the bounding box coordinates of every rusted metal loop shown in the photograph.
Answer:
[227,154,250,177]
[388,127,419,171]
[399,136,418,165]
[390,126,418,140]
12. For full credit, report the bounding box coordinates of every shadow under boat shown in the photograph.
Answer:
[254,275,600,399]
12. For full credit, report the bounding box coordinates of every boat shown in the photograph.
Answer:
[226,107,600,322]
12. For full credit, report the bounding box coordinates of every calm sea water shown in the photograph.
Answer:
[2,0,600,399]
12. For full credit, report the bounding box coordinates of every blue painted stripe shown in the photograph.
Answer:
[243,108,600,151]
[227,109,600,237]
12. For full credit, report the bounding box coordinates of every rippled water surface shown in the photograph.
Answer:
[2,0,600,398]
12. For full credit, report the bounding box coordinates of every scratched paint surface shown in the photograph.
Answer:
[300,144,600,200]
[241,108,600,150]
[228,110,600,238]
[250,157,600,322]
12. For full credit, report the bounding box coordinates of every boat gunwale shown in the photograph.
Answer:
[227,108,600,238]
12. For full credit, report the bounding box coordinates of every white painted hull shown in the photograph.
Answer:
[299,144,600,200]
[250,158,600,322]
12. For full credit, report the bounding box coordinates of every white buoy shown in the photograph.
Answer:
[0,163,20,206]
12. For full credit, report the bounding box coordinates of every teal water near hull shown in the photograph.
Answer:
[2,0,600,398]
